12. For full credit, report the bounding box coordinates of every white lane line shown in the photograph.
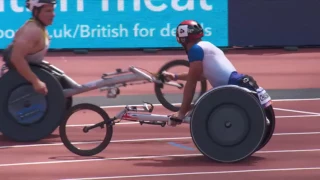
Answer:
[1,131,320,149]
[100,103,181,109]
[0,137,191,149]
[60,166,320,180]
[272,98,320,102]
[99,97,320,109]
[1,148,320,168]
[66,122,137,127]
[273,107,320,115]
[66,113,320,127]
[274,132,320,136]
[276,114,320,118]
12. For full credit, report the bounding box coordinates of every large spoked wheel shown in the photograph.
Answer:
[59,103,113,156]
[255,104,276,151]
[154,59,207,112]
[190,85,266,163]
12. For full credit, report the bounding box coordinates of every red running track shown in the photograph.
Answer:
[1,100,320,180]
[0,48,320,179]
[2,47,315,98]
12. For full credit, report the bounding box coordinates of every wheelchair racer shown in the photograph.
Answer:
[163,20,271,123]
[1,0,56,95]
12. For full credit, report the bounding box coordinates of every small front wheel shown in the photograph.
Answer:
[59,103,113,156]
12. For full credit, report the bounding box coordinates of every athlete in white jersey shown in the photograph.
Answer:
[163,20,260,121]
[2,0,56,95]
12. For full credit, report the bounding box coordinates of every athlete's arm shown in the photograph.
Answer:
[10,25,42,84]
[174,72,188,80]
[174,72,205,81]
[178,45,204,117]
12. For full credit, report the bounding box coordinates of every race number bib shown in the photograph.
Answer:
[257,87,272,107]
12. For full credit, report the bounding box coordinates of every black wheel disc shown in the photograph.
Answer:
[8,84,47,125]
[190,86,266,163]
[207,104,250,147]
[0,66,66,142]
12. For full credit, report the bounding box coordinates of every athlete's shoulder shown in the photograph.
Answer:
[13,22,42,45]
[17,22,42,39]
[187,43,205,63]
[25,21,43,34]
[199,40,224,54]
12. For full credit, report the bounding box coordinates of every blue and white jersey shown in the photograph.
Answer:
[187,41,236,87]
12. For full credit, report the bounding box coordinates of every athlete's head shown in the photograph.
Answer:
[176,20,204,52]
[26,0,56,26]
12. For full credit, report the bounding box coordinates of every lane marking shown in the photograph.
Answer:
[66,122,137,127]
[99,97,320,109]
[0,137,191,149]
[275,132,320,136]
[64,114,320,127]
[273,108,320,115]
[60,166,320,180]
[1,131,320,149]
[167,142,195,151]
[101,103,181,109]
[1,148,320,168]
[276,114,320,118]
[272,98,320,102]
[256,148,320,153]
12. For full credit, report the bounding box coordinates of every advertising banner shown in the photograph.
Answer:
[0,0,229,49]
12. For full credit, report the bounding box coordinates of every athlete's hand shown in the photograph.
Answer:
[161,71,176,81]
[171,112,184,121]
[32,80,48,95]
[169,112,184,127]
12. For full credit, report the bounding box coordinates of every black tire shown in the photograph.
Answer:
[189,86,266,163]
[0,65,66,142]
[1,63,70,138]
[58,79,73,110]
[154,59,207,112]
[255,104,276,151]
[65,97,73,110]
[59,103,113,156]
[31,62,73,111]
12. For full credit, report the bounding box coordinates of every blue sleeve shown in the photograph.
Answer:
[187,44,204,63]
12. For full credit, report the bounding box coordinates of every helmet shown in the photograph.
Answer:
[25,0,56,26]
[176,20,204,45]
[26,0,56,11]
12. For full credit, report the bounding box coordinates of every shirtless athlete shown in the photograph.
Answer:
[163,20,264,121]
[2,0,56,95]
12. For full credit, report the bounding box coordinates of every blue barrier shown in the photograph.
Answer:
[0,0,229,50]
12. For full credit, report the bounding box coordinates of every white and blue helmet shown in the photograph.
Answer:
[26,0,56,11]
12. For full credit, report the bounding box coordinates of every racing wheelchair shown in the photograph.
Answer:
[58,69,276,163]
[0,59,206,142]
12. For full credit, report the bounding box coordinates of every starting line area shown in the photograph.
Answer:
[0,98,320,179]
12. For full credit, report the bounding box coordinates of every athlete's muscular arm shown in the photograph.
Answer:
[178,45,204,118]
[10,25,42,84]
[174,72,205,81]
[178,61,203,117]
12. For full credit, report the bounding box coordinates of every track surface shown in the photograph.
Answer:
[1,48,320,179]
